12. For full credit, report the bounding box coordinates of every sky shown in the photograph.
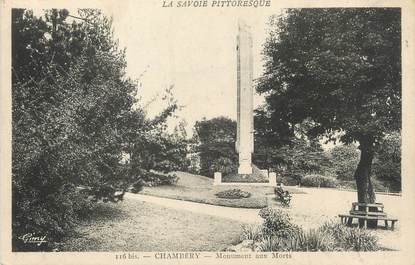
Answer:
[30,3,339,149]
[94,2,282,135]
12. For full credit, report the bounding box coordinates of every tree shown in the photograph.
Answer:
[11,9,184,250]
[329,145,360,181]
[258,8,401,203]
[372,132,401,191]
[193,117,238,177]
[254,109,330,177]
[12,9,140,249]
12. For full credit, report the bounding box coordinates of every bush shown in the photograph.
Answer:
[211,157,238,176]
[337,179,397,193]
[320,221,379,251]
[241,224,263,241]
[12,184,93,251]
[277,172,303,186]
[337,180,357,190]
[293,228,336,251]
[140,171,179,187]
[301,174,338,188]
[248,211,380,252]
[215,189,251,199]
[258,207,300,238]
[255,236,281,252]
[372,132,401,192]
[130,181,144,193]
[253,221,379,252]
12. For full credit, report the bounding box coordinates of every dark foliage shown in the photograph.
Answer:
[300,174,338,188]
[258,8,401,203]
[193,117,238,177]
[12,9,185,250]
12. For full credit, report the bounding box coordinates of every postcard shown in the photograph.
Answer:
[1,0,414,264]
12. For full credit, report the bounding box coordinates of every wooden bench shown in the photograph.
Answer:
[338,214,398,230]
[339,202,398,230]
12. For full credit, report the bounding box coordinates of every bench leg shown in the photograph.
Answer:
[358,218,365,228]
[347,217,353,226]
[391,221,395,231]
[384,220,389,229]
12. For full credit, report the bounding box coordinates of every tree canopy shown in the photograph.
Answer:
[258,8,401,203]
[193,117,238,177]
[12,9,184,250]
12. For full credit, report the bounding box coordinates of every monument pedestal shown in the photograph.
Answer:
[238,162,252,175]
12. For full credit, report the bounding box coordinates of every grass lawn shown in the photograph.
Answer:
[62,199,245,251]
[139,171,303,208]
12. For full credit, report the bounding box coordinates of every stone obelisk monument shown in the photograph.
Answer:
[235,19,254,175]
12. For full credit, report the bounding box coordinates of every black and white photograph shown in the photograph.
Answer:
[0,1,414,264]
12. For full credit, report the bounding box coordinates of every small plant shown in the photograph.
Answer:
[319,221,379,251]
[215,189,251,199]
[256,236,281,252]
[258,207,300,238]
[291,229,335,251]
[241,224,263,241]
[301,174,338,188]
[341,227,379,251]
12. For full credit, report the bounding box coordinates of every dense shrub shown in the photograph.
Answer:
[246,210,380,252]
[284,228,336,251]
[337,179,393,193]
[372,132,401,192]
[277,171,303,186]
[12,184,94,251]
[241,224,263,241]
[140,171,179,187]
[11,9,184,251]
[256,229,335,252]
[370,178,390,193]
[130,182,144,193]
[301,174,338,188]
[211,157,238,176]
[193,117,238,177]
[320,221,379,251]
[215,189,251,199]
[256,236,281,252]
[258,207,300,238]
[337,180,357,190]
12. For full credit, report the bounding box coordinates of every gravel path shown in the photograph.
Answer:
[125,192,262,224]
[128,188,402,250]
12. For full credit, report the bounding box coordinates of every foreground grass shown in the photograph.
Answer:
[62,198,245,251]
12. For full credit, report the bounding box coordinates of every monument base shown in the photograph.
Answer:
[238,163,252,175]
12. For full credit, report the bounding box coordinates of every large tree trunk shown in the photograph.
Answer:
[354,135,376,228]
[354,135,376,203]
